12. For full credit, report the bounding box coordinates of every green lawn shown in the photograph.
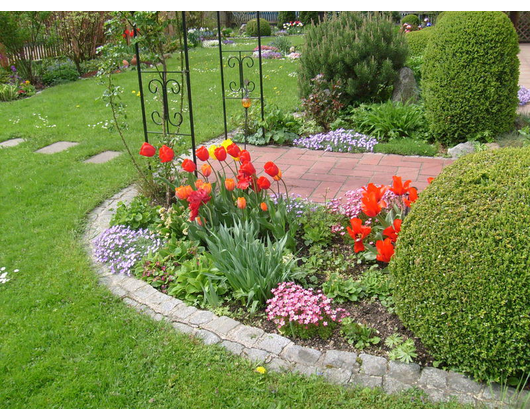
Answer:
[0,38,467,408]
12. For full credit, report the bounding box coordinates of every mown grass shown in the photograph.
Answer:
[0,37,467,409]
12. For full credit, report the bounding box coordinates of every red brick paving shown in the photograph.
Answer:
[244,145,455,203]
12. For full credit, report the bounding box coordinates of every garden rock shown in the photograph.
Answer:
[448,141,475,158]
[392,67,419,104]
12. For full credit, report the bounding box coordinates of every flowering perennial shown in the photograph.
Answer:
[266,282,348,338]
[94,225,164,276]
[293,129,378,153]
[519,86,530,106]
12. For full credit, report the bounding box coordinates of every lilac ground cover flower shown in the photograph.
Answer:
[94,225,164,276]
[271,193,318,218]
[519,86,530,106]
[293,129,378,153]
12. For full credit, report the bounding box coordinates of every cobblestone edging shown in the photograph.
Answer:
[84,186,529,409]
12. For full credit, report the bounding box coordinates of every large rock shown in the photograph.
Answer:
[448,141,476,158]
[392,67,419,104]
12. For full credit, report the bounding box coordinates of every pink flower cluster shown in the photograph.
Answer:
[265,282,349,330]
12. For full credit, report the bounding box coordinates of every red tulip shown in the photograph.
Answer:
[346,218,372,253]
[196,146,210,161]
[214,146,227,161]
[361,192,385,218]
[227,143,241,159]
[362,183,387,203]
[404,187,419,207]
[390,176,412,196]
[181,158,196,173]
[239,150,251,164]
[257,176,271,190]
[383,219,402,242]
[159,145,174,163]
[376,238,395,263]
[139,142,156,157]
[239,162,256,176]
[427,177,435,184]
[264,161,279,177]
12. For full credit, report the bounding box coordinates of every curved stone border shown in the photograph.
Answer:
[84,186,528,409]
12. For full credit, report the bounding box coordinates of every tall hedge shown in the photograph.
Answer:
[299,11,320,25]
[405,27,434,56]
[298,12,408,106]
[277,11,297,26]
[422,11,519,145]
[390,148,530,382]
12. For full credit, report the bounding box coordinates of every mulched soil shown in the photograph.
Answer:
[224,237,437,368]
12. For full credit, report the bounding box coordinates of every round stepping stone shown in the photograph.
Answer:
[84,151,122,164]
[36,141,79,154]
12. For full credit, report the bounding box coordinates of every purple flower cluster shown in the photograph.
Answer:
[266,282,349,330]
[93,225,164,276]
[519,86,530,106]
[271,193,318,218]
[293,129,378,153]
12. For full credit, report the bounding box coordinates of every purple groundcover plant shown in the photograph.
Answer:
[271,193,318,218]
[519,86,530,106]
[94,225,164,276]
[293,129,378,153]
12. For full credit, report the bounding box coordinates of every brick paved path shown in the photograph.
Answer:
[206,145,454,203]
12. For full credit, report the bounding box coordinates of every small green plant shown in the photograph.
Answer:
[299,204,342,246]
[388,338,418,364]
[301,74,345,131]
[269,36,292,54]
[36,58,80,86]
[322,273,363,303]
[0,83,19,101]
[110,196,163,231]
[340,318,380,349]
[359,269,395,312]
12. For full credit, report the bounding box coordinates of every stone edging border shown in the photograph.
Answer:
[84,185,528,409]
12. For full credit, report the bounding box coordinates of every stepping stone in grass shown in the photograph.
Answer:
[0,138,26,148]
[36,141,79,154]
[84,151,122,164]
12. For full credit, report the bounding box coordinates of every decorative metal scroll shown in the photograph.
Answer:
[217,11,265,140]
[134,12,197,166]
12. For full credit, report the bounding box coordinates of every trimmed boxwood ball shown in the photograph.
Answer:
[401,14,420,27]
[405,26,434,57]
[245,18,271,37]
[390,148,530,382]
[422,11,520,146]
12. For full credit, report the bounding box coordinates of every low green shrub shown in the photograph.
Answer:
[277,11,296,26]
[390,148,530,382]
[269,36,292,54]
[401,14,420,27]
[110,195,162,231]
[373,138,438,157]
[36,58,80,86]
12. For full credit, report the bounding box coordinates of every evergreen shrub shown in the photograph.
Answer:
[298,12,407,106]
[390,148,530,382]
[245,18,271,37]
[277,11,297,26]
[401,14,420,26]
[422,11,519,145]
[299,11,320,25]
[405,26,434,56]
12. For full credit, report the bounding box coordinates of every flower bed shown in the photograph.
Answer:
[92,138,442,371]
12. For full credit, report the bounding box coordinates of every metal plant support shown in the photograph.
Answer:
[217,11,265,146]
[134,12,197,167]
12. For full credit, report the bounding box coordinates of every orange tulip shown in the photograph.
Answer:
[273,169,282,181]
[175,185,193,200]
[225,178,235,191]
[427,177,435,184]
[260,202,268,211]
[236,197,247,209]
[200,182,212,195]
[201,163,212,177]
[362,183,387,203]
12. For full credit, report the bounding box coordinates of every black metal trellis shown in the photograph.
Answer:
[134,11,266,161]
[217,11,265,143]
[134,11,197,167]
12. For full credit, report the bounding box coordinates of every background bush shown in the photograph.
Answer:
[245,18,271,37]
[422,11,519,145]
[401,14,420,26]
[277,11,297,26]
[405,26,434,57]
[298,12,408,106]
[299,11,321,25]
[390,148,530,382]
[36,58,80,86]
